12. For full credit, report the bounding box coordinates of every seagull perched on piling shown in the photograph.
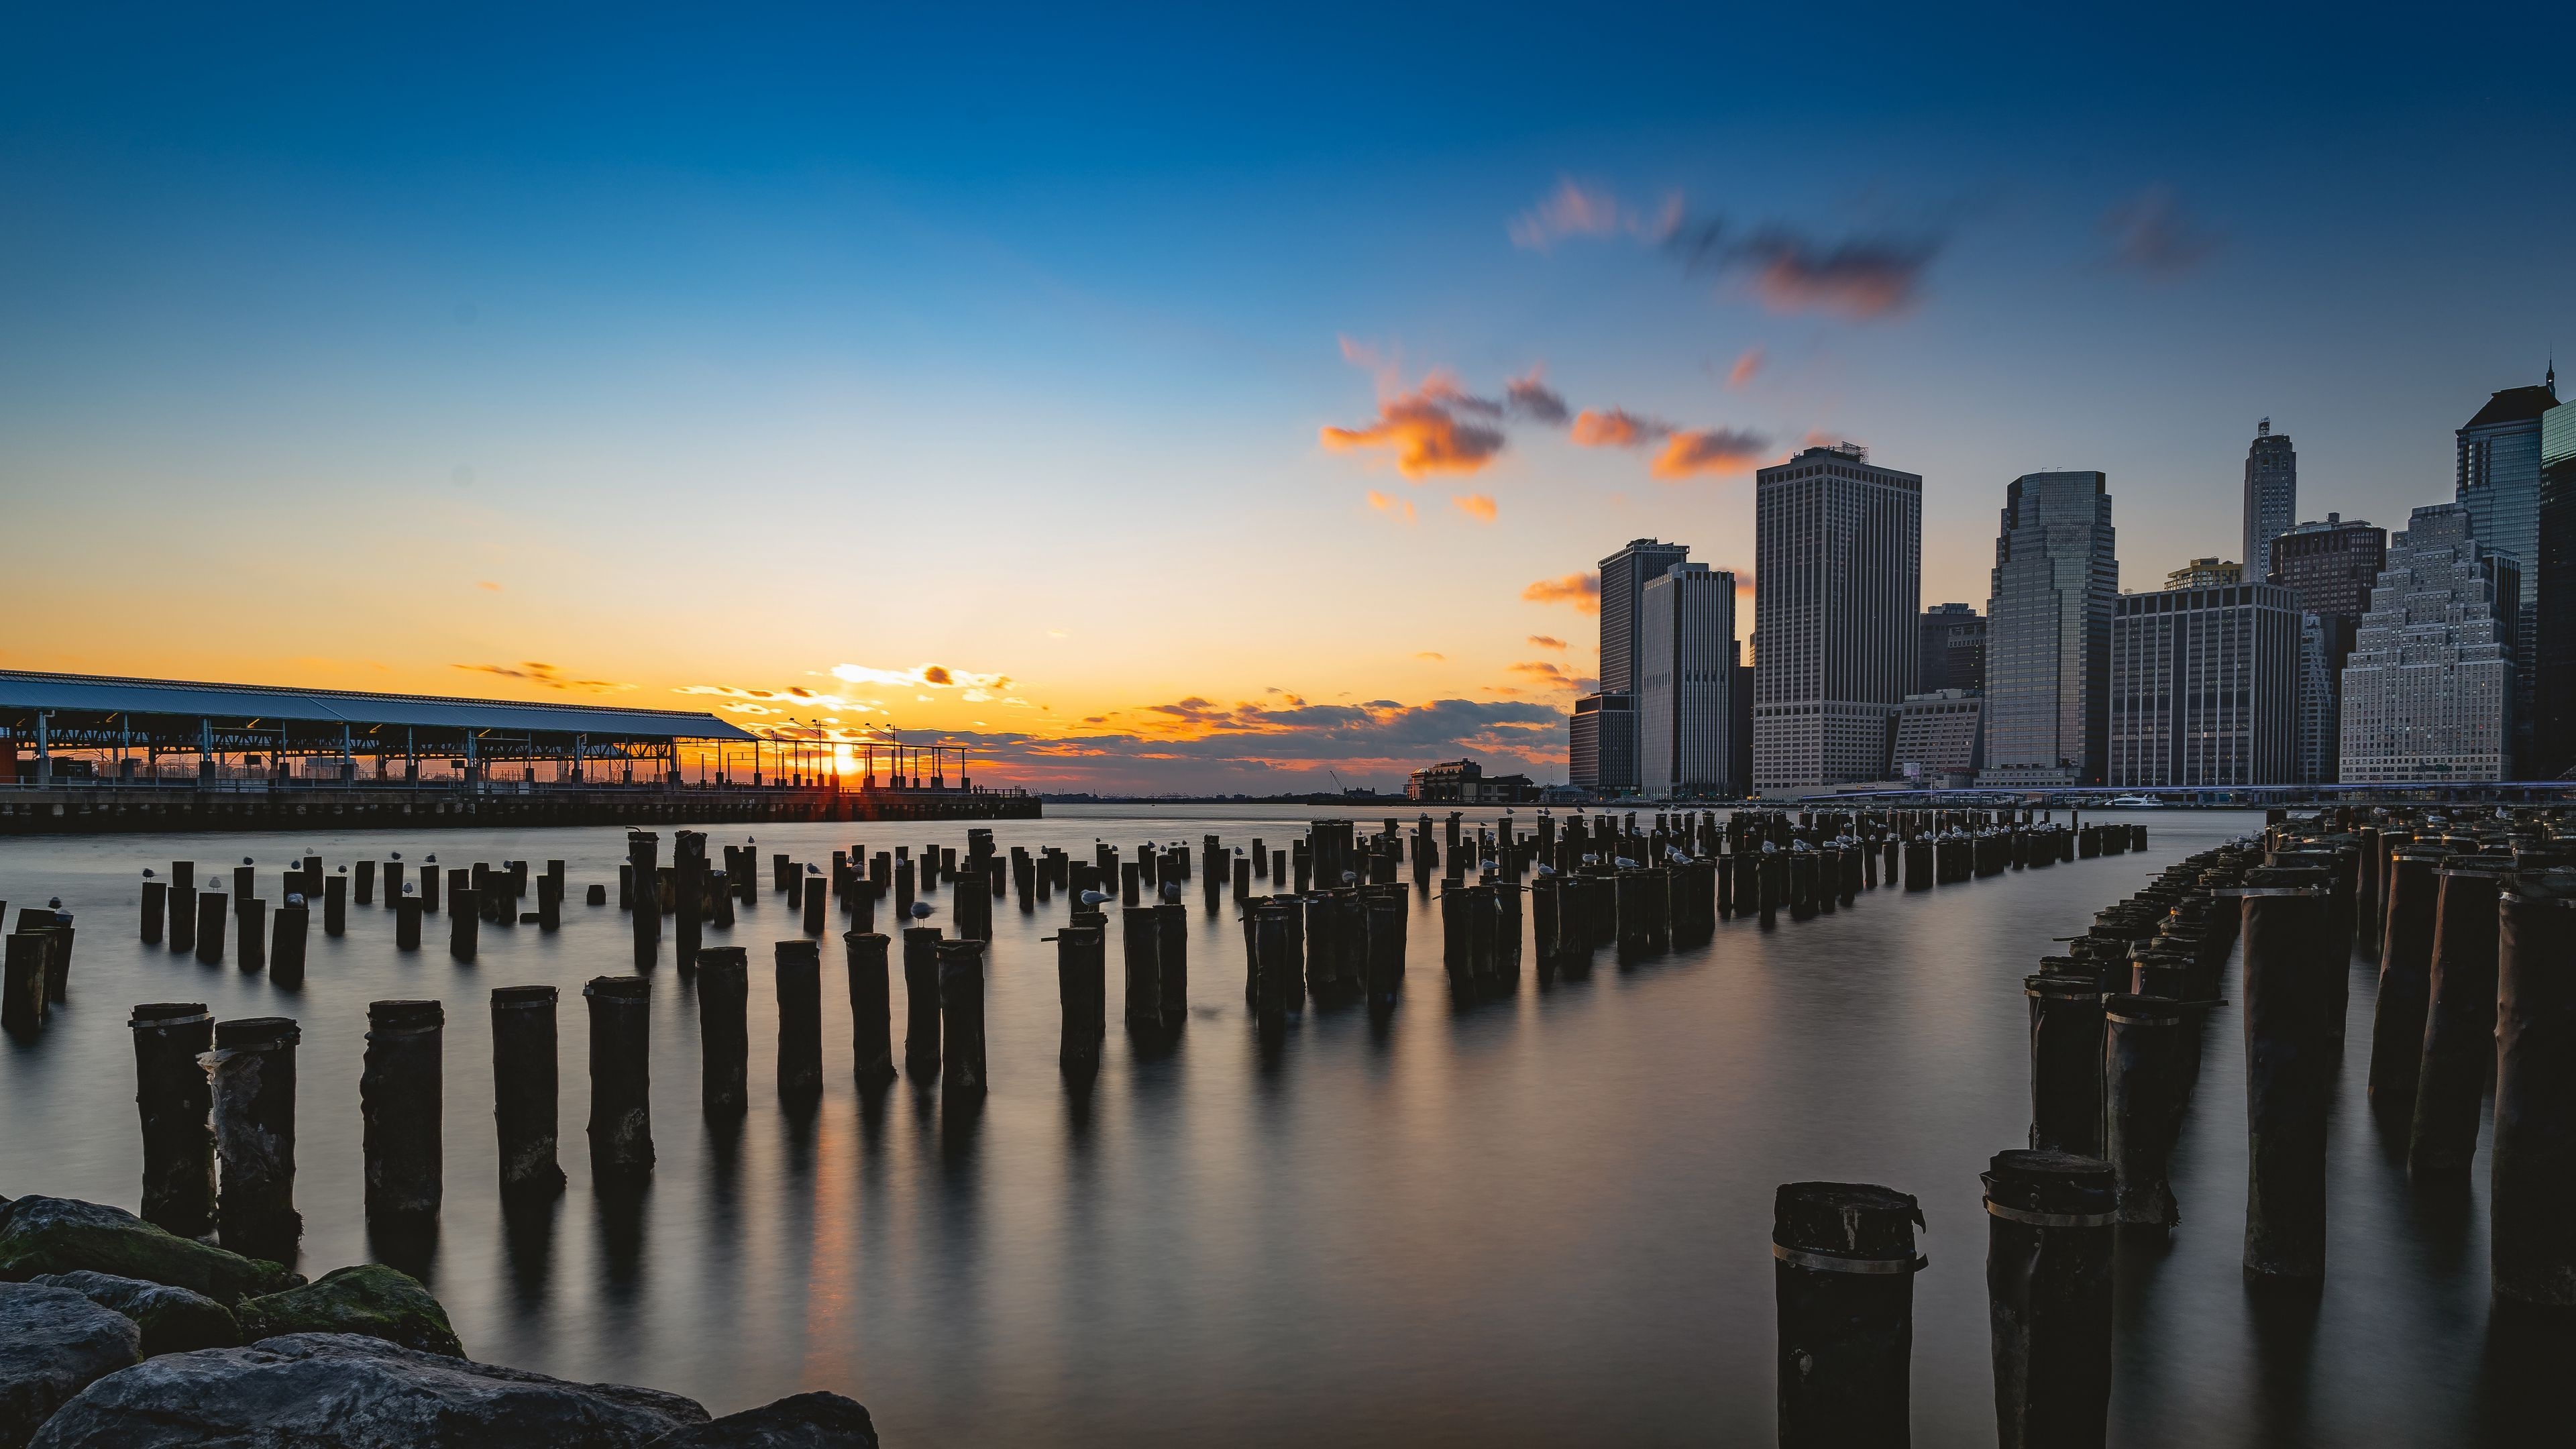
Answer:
[142,867,156,878]
[1078,889,1114,908]
[908,900,936,920]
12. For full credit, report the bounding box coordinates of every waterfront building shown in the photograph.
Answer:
[1587,538,1690,791]
[1635,563,1739,797]
[1917,603,1986,694]
[1567,692,1634,794]
[2269,513,2388,782]
[1982,471,2118,786]
[2539,397,2576,779]
[1406,757,1537,804]
[2456,369,2559,771]
[1752,443,1922,792]
[2243,419,2297,586]
[2165,558,2241,590]
[2108,582,2300,787]
[1893,689,1982,783]
[2340,504,2518,782]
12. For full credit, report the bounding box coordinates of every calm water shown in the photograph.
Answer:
[1,805,2563,1446]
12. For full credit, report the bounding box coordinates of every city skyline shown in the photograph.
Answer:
[3,7,2570,793]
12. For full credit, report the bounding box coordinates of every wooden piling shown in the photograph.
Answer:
[2241,887,2333,1283]
[2102,994,2187,1227]
[696,947,750,1114]
[2026,975,2104,1157]
[128,1002,215,1237]
[209,1016,301,1257]
[627,832,661,964]
[776,940,824,1102]
[903,926,943,1079]
[582,975,654,1179]
[1774,1181,1924,1449]
[194,892,227,964]
[1122,905,1162,1032]
[394,894,423,951]
[449,883,478,962]
[235,899,266,974]
[842,931,896,1089]
[141,879,166,944]
[939,939,987,1099]
[1157,900,1188,1022]
[2368,849,2444,1112]
[2493,876,2576,1306]
[490,985,564,1197]
[2408,865,2506,1177]
[1984,1150,2116,1449]
[1057,921,1106,1079]
[361,1000,443,1222]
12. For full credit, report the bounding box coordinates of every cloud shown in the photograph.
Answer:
[828,662,1008,690]
[1507,660,1586,691]
[476,580,502,592]
[1527,635,1567,651]
[1509,178,1625,251]
[1652,427,1772,479]
[2101,186,2222,278]
[1665,212,1939,319]
[1727,346,1765,388]
[1322,370,1509,478]
[1416,651,1446,661]
[1570,408,1673,448]
[1523,572,1601,613]
[1452,493,1497,523]
[1505,366,1570,425]
[1366,489,1418,523]
[452,661,633,693]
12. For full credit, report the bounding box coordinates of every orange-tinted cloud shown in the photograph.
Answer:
[1507,660,1588,692]
[454,661,633,692]
[1653,427,1771,478]
[1324,369,1507,478]
[1523,572,1601,613]
[1666,213,1939,320]
[1527,634,1566,651]
[476,580,502,592]
[1509,178,1623,251]
[1570,408,1672,448]
[1452,493,1497,523]
[1506,366,1569,424]
[1416,651,1446,661]
[1366,489,1419,523]
[1727,346,1765,388]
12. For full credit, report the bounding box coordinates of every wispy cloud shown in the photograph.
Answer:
[1505,366,1570,425]
[828,662,1008,690]
[1415,651,1446,661]
[1366,489,1418,523]
[1652,427,1771,479]
[2101,186,2222,278]
[1452,492,1497,523]
[1322,360,1509,478]
[1570,408,1673,448]
[476,580,502,593]
[453,661,633,692]
[1527,634,1567,651]
[1507,659,1587,692]
[1727,345,1765,388]
[1668,215,1939,319]
[1508,178,1626,251]
[1523,572,1601,613]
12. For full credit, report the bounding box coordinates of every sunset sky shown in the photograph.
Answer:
[5,5,2571,791]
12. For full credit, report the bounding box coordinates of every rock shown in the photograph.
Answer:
[0,1283,140,1449]
[235,1266,462,1358]
[645,1393,879,1448]
[29,1275,236,1358]
[29,1333,709,1449]
[0,1198,297,1307]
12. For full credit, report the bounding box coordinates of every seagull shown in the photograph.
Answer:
[47,897,62,910]
[1536,864,1558,878]
[1340,870,1358,885]
[403,881,417,894]
[425,854,437,863]
[241,857,254,865]
[286,894,305,907]
[908,900,936,920]
[1162,881,1183,902]
[1078,890,1114,907]
[142,867,156,877]
[1614,857,1642,870]
[390,851,402,860]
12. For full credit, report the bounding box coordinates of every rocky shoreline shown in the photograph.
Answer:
[0,1194,878,1448]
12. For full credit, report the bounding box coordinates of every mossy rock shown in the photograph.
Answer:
[236,1265,463,1358]
[0,1197,297,1308]
[30,1272,238,1357]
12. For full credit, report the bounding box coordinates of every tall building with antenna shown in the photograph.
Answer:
[2456,364,2560,774]
[2243,419,2296,583]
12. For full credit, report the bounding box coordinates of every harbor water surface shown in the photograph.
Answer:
[0,805,2561,1446]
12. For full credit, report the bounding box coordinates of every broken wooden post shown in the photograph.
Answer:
[903,926,943,1079]
[1774,1180,1924,1448]
[696,947,749,1114]
[2102,993,2188,1228]
[209,1016,301,1258]
[2241,886,2333,1285]
[361,1000,443,1222]
[776,940,824,1104]
[2368,849,2444,1113]
[2493,875,2576,1307]
[2027,974,2105,1157]
[583,975,654,1180]
[2409,864,2506,1178]
[1057,920,1106,1080]
[843,931,896,1091]
[1984,1150,2116,1449]
[490,985,564,1197]
[128,1002,214,1237]
[940,939,987,1099]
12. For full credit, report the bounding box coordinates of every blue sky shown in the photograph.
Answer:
[4,3,2569,788]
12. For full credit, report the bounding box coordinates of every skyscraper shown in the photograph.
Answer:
[2456,368,2559,771]
[2269,513,2388,783]
[1752,443,1921,792]
[1917,603,1986,694]
[2243,420,2296,584]
[1982,471,2118,786]
[1636,563,1738,797]
[1566,692,1634,792]
[2339,504,2517,782]
[1578,537,1689,793]
[2538,396,2576,778]
[2107,580,2300,786]
[2165,558,2242,589]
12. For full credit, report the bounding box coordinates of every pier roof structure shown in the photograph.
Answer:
[0,669,755,759]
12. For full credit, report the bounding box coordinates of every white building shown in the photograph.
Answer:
[2339,503,2518,782]
[1637,563,1738,797]
[1752,443,1922,792]
[2107,582,2301,787]
[1894,690,1982,782]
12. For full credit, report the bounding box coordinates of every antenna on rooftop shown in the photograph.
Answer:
[2257,417,2271,437]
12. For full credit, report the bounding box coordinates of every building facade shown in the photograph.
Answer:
[1636,563,1739,797]
[1894,690,1982,782]
[2539,398,2576,779]
[1752,444,1922,792]
[1567,692,1634,794]
[2456,372,2558,772]
[2108,582,2300,787]
[2165,557,2242,590]
[2340,504,2518,783]
[2269,513,2388,783]
[1982,471,2118,786]
[1585,538,1689,792]
[2243,419,2297,586]
[1405,758,1536,803]
[1917,603,1986,694]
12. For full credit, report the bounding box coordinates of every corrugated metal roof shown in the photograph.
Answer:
[0,670,757,740]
